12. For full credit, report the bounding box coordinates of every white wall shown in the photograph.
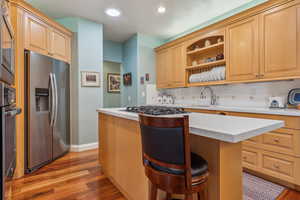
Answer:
[147,80,300,108]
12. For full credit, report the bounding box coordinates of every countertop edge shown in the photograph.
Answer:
[97,109,284,143]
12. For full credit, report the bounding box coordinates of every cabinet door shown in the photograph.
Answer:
[260,3,300,78]
[156,49,171,88]
[49,29,71,62]
[24,13,49,55]
[170,43,186,87]
[226,16,259,81]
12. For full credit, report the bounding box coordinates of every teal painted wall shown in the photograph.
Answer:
[137,34,164,105]
[56,17,103,145]
[103,40,123,63]
[121,34,138,106]
[56,17,78,33]
[103,61,121,108]
[165,0,267,42]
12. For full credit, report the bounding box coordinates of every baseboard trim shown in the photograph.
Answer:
[70,142,98,152]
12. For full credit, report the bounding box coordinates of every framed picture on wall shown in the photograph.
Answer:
[123,73,132,86]
[107,73,121,93]
[81,71,100,87]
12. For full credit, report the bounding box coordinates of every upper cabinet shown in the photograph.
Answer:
[49,29,71,61]
[156,43,186,88]
[185,30,226,87]
[24,13,49,55]
[156,48,171,88]
[170,43,186,88]
[24,12,71,63]
[155,0,300,89]
[260,2,300,79]
[226,16,259,81]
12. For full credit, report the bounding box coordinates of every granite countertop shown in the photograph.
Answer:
[97,108,284,143]
[162,104,300,116]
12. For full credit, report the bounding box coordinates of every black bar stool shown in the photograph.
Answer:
[139,114,209,200]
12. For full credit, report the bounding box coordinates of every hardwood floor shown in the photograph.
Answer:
[11,149,300,200]
[12,149,126,200]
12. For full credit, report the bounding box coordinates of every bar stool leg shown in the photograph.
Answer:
[149,183,158,200]
[166,193,172,200]
[185,193,193,200]
[197,192,201,200]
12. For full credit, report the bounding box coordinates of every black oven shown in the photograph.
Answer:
[1,83,21,200]
[0,1,14,85]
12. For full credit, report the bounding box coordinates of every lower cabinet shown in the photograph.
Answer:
[185,108,300,189]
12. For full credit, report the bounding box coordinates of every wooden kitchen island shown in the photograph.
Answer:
[97,108,284,200]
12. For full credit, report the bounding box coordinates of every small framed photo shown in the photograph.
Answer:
[107,73,120,93]
[145,73,150,81]
[140,76,144,85]
[81,71,100,87]
[123,73,132,86]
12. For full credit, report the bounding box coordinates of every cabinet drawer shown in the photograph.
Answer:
[262,154,294,178]
[263,132,293,150]
[242,150,258,167]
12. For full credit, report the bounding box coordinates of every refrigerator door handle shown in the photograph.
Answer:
[53,74,58,126]
[49,73,55,127]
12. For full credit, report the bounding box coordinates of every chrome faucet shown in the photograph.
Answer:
[200,86,217,105]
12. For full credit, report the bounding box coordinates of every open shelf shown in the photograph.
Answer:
[187,42,224,55]
[186,59,226,70]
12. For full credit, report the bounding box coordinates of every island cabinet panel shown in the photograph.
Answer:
[24,12,71,63]
[259,2,300,79]
[98,113,247,200]
[24,13,49,55]
[98,113,149,200]
[226,16,259,81]
[185,108,300,189]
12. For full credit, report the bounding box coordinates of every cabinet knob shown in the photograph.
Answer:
[274,164,280,169]
[274,138,279,143]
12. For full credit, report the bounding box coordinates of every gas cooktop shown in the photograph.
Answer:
[124,106,188,116]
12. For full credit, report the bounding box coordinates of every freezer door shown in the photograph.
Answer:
[26,51,54,170]
[52,59,70,159]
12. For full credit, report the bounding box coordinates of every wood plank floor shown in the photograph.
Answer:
[12,149,126,200]
[12,149,300,200]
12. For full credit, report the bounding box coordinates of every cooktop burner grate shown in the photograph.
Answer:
[125,106,188,115]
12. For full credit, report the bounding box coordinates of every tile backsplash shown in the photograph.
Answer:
[146,80,300,108]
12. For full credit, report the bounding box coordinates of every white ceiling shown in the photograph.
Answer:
[26,0,254,42]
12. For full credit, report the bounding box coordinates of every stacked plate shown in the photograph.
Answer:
[189,66,225,83]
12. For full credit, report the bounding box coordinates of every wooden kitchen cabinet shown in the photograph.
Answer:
[156,43,186,89]
[170,43,186,87]
[226,16,259,81]
[156,48,171,88]
[24,13,49,55]
[49,29,71,62]
[185,108,300,190]
[24,12,71,62]
[259,2,300,79]
[155,0,300,87]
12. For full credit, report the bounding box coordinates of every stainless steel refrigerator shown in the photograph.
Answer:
[25,51,70,173]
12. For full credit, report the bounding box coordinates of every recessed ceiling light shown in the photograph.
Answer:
[157,6,166,14]
[105,8,121,17]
